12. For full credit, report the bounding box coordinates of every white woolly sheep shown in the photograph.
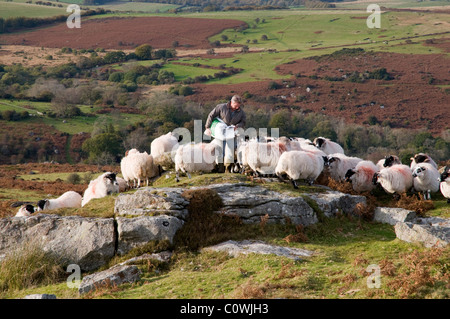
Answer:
[246,139,288,176]
[37,191,82,211]
[345,160,379,193]
[175,140,221,182]
[412,162,440,200]
[372,164,413,197]
[410,153,438,170]
[121,149,160,188]
[151,132,182,170]
[439,167,450,203]
[15,204,35,217]
[313,137,344,155]
[81,172,119,207]
[325,153,363,182]
[275,150,325,188]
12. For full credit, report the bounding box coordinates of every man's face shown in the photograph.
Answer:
[231,101,241,110]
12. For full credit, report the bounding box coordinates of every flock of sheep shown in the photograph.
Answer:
[15,131,450,217]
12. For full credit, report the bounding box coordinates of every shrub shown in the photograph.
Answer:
[67,173,81,184]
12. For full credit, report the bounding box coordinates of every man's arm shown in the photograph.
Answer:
[205,104,222,129]
[235,111,246,129]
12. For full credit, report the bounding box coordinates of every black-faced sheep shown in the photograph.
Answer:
[345,160,379,193]
[313,137,344,155]
[81,172,119,207]
[325,153,363,182]
[37,191,82,211]
[372,164,413,197]
[439,167,450,203]
[412,163,440,200]
[379,155,402,169]
[15,204,35,217]
[410,153,438,170]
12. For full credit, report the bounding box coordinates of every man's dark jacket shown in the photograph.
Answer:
[205,102,246,129]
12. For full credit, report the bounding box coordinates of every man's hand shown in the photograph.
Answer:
[204,128,212,136]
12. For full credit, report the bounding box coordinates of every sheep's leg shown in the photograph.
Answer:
[291,179,299,189]
[276,173,286,184]
[175,171,180,183]
[426,190,431,200]
[187,172,192,179]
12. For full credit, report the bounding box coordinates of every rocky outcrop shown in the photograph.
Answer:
[302,191,366,218]
[0,214,115,271]
[114,183,365,226]
[114,188,189,219]
[373,207,417,226]
[204,183,319,225]
[395,217,449,248]
[116,215,184,255]
[202,240,314,260]
[78,265,141,295]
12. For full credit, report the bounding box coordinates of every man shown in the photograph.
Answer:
[204,95,246,172]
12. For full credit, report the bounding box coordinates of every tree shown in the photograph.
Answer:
[81,132,122,164]
[103,51,127,64]
[135,44,153,60]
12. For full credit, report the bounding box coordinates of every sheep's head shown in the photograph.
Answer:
[103,172,119,194]
[412,166,426,178]
[19,204,35,215]
[37,199,49,211]
[383,155,401,167]
[372,172,380,185]
[314,137,326,149]
[440,167,449,182]
[325,156,339,168]
[345,169,356,182]
[412,153,430,165]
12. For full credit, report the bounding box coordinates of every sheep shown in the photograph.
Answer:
[121,149,160,188]
[324,153,363,182]
[345,160,379,193]
[439,167,450,203]
[37,191,82,211]
[275,149,325,188]
[15,204,35,217]
[313,137,344,155]
[411,163,440,200]
[410,153,438,170]
[246,139,288,176]
[174,140,221,182]
[151,132,182,170]
[378,155,402,169]
[236,136,251,174]
[81,172,119,207]
[116,176,130,193]
[372,164,413,198]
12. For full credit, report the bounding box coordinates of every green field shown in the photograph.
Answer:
[0,2,67,19]
[89,1,180,13]
[0,99,146,135]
